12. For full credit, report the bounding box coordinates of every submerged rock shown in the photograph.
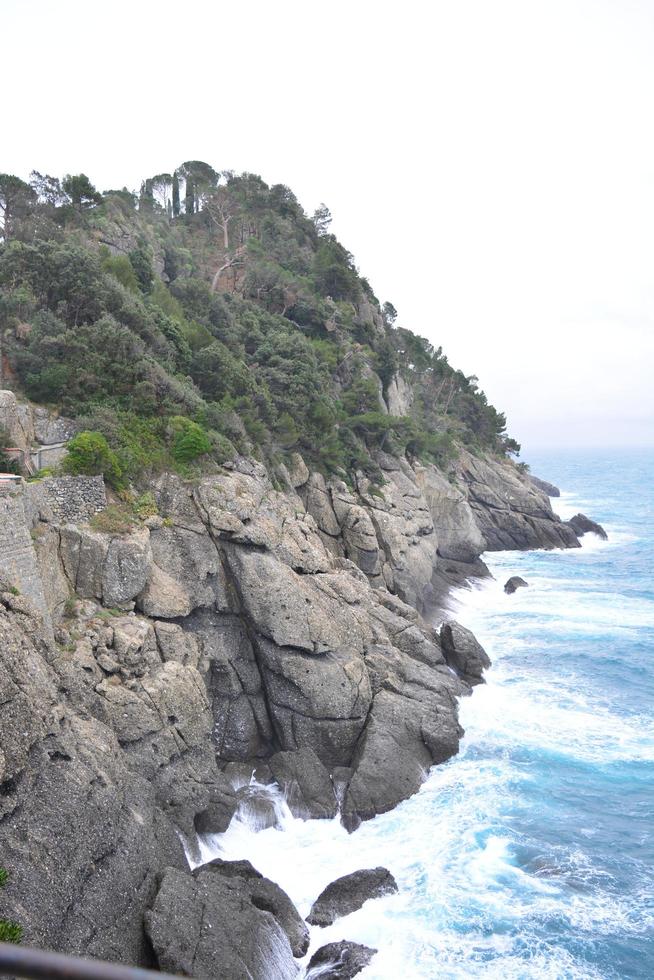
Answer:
[306,940,378,979]
[440,621,491,685]
[567,513,608,540]
[504,575,529,594]
[307,867,398,927]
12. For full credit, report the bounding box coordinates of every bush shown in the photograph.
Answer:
[169,418,212,464]
[63,431,123,488]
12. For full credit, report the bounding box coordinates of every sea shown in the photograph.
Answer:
[200,449,654,980]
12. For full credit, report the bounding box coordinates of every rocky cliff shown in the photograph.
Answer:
[0,432,581,973]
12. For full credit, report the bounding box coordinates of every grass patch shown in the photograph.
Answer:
[89,504,138,535]
[0,919,23,943]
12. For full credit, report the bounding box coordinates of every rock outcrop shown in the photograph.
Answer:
[307,868,398,927]
[529,474,561,497]
[0,441,593,973]
[145,862,301,978]
[307,941,377,979]
[456,449,579,552]
[567,512,608,540]
[440,621,492,686]
[504,575,529,594]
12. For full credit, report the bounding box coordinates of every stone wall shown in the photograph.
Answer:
[0,489,51,621]
[24,476,106,526]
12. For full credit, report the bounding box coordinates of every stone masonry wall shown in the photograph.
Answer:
[0,490,51,622]
[24,476,107,526]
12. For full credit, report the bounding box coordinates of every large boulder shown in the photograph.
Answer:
[567,513,608,540]
[440,621,491,685]
[307,941,377,979]
[145,863,302,978]
[307,867,398,927]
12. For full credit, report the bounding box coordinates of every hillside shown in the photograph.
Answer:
[0,163,518,490]
[0,164,585,977]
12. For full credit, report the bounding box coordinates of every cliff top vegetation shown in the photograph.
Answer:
[0,164,519,487]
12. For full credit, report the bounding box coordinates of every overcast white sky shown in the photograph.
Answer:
[4,0,653,452]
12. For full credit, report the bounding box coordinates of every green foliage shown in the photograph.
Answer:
[169,417,212,464]
[0,160,518,493]
[62,173,101,208]
[63,431,123,488]
[100,248,140,293]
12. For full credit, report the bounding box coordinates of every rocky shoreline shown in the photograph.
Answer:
[0,431,602,977]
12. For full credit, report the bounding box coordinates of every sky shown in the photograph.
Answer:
[3,0,653,452]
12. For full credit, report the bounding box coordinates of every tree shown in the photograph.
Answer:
[312,203,332,235]
[177,161,219,215]
[169,417,212,463]
[150,172,173,212]
[382,301,398,326]
[63,431,123,487]
[204,186,234,250]
[172,171,181,216]
[0,174,36,239]
[29,171,67,207]
[62,173,102,208]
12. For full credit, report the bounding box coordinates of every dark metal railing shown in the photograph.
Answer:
[0,943,181,979]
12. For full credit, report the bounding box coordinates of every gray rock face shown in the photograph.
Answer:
[440,621,491,685]
[504,575,529,594]
[567,513,608,540]
[269,747,338,819]
[145,863,301,978]
[529,474,561,497]
[307,941,377,979]
[307,867,398,927]
[456,449,579,552]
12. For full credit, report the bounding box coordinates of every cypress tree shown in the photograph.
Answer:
[172,172,180,216]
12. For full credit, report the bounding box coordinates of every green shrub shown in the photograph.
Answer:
[169,418,212,464]
[63,431,123,489]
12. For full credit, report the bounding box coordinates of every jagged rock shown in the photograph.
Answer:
[189,611,274,762]
[145,863,301,977]
[440,621,491,685]
[385,371,413,416]
[307,867,398,927]
[0,389,33,451]
[504,575,529,594]
[456,449,579,551]
[567,513,608,540]
[138,562,193,619]
[59,526,152,607]
[307,941,378,979]
[530,474,561,497]
[415,463,485,562]
[269,747,338,819]
[287,452,310,488]
[256,636,372,767]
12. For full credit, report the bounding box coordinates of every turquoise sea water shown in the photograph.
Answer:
[204,449,654,979]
